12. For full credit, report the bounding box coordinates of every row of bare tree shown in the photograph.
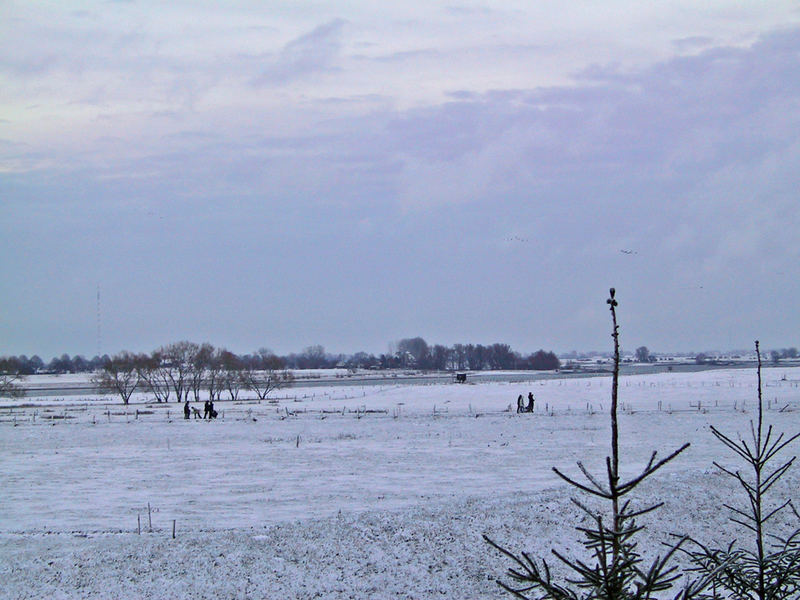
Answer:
[92,342,293,405]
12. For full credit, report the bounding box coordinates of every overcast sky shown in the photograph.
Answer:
[2,2,800,360]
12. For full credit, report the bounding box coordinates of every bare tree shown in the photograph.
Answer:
[0,357,25,398]
[429,344,451,371]
[91,352,140,405]
[159,341,200,402]
[771,349,782,365]
[490,343,516,370]
[220,350,243,401]
[136,351,171,402]
[465,343,488,370]
[189,343,215,402]
[397,337,429,368]
[241,348,293,400]
[635,345,650,362]
[298,345,327,369]
[204,347,229,401]
[451,344,467,371]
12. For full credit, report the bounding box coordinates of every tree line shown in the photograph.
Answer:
[1,337,560,376]
[385,337,560,371]
[0,337,561,401]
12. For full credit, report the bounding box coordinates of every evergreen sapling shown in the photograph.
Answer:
[485,288,716,600]
[683,341,800,600]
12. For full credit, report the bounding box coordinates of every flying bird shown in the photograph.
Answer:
[619,249,638,255]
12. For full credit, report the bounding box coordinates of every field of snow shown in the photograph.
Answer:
[1,367,799,598]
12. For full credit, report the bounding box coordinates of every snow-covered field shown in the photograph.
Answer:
[1,367,799,598]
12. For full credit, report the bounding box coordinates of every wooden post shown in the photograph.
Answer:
[148,502,152,531]
[172,519,176,539]
[137,514,141,535]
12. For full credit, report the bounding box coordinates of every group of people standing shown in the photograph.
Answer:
[516,392,535,413]
[183,399,218,420]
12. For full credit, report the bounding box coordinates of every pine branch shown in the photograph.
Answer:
[618,444,690,495]
[553,467,612,499]
[729,517,758,534]
[570,498,602,520]
[722,503,754,524]
[761,460,795,495]
[762,500,793,525]
[763,431,800,462]
[710,426,753,461]
[624,502,664,520]
[577,461,610,495]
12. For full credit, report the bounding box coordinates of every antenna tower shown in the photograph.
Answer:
[96,284,102,358]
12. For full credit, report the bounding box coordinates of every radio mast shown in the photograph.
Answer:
[96,284,102,358]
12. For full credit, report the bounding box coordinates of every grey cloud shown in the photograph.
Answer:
[373,27,800,293]
[12,26,800,214]
[4,26,800,356]
[0,13,250,110]
[253,18,347,86]
[671,35,714,51]
[18,26,800,215]
[0,18,148,78]
[444,4,523,19]
[361,48,442,63]
[160,131,222,144]
[445,5,495,16]
[445,90,478,100]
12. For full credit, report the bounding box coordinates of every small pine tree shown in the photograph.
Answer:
[485,288,713,600]
[683,341,800,600]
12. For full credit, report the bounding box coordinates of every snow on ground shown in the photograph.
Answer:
[1,367,799,598]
